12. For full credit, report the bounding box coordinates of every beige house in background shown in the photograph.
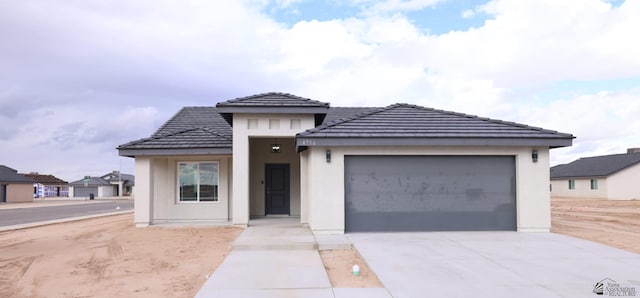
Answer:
[551,149,640,200]
[118,92,574,233]
[0,165,35,203]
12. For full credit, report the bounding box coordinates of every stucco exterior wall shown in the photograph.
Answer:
[232,113,315,225]
[5,184,33,203]
[134,155,232,227]
[249,138,300,216]
[550,178,608,199]
[305,146,552,234]
[607,164,640,200]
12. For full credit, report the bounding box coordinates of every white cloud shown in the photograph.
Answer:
[366,0,447,14]
[461,9,475,18]
[1,0,639,179]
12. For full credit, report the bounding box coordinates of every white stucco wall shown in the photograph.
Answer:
[550,178,607,199]
[305,146,552,234]
[606,164,640,200]
[232,113,315,226]
[134,155,232,226]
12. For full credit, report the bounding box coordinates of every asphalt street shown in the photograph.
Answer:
[0,201,134,226]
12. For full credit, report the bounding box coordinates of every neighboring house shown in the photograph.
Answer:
[118,92,574,233]
[21,172,69,198]
[0,165,35,203]
[69,176,113,198]
[101,171,135,196]
[69,172,135,198]
[550,149,640,200]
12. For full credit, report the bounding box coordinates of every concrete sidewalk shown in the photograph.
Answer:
[195,218,390,298]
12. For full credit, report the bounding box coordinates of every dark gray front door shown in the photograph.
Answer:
[345,156,516,232]
[265,164,290,215]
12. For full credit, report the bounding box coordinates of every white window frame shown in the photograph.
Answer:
[568,179,575,190]
[177,161,219,203]
[590,179,598,190]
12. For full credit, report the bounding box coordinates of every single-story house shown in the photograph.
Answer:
[550,148,640,200]
[118,92,574,233]
[21,172,69,198]
[0,165,35,203]
[69,176,114,198]
[69,171,135,198]
[101,171,135,196]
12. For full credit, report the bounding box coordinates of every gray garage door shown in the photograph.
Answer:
[345,156,516,232]
[74,187,98,197]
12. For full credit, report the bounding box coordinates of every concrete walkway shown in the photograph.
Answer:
[195,218,390,298]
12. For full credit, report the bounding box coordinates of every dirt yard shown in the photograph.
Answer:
[320,249,383,288]
[0,213,242,298]
[551,197,640,254]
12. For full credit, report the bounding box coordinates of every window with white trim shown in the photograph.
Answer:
[178,162,218,202]
[568,180,575,190]
[590,179,598,190]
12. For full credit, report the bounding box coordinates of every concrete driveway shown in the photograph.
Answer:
[349,232,640,298]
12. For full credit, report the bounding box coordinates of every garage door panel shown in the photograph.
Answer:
[74,187,98,197]
[345,156,516,232]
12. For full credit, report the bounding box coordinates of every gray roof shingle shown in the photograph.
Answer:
[118,107,233,156]
[118,96,574,157]
[216,92,329,108]
[550,152,640,179]
[297,103,574,148]
[0,165,35,184]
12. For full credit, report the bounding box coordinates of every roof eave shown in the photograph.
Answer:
[118,147,233,157]
[216,106,329,114]
[296,137,573,151]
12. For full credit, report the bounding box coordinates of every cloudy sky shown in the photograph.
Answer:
[1,0,639,182]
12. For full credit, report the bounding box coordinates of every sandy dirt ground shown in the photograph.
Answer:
[320,249,383,288]
[551,197,640,254]
[0,213,242,298]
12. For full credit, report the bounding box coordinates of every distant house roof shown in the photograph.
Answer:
[69,177,112,187]
[296,104,574,149]
[0,166,35,184]
[21,173,67,185]
[101,171,135,186]
[550,152,640,179]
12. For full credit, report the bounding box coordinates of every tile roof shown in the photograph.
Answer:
[118,107,232,153]
[153,107,231,137]
[69,176,112,186]
[117,105,367,155]
[299,103,573,141]
[322,107,378,124]
[118,96,574,157]
[0,165,35,183]
[21,173,67,184]
[216,92,329,108]
[550,152,640,179]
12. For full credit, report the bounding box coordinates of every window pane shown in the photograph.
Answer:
[199,163,218,202]
[179,163,198,201]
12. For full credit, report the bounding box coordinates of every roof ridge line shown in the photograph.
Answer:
[218,92,329,107]
[300,104,402,136]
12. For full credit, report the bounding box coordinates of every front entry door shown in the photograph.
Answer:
[265,164,290,215]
